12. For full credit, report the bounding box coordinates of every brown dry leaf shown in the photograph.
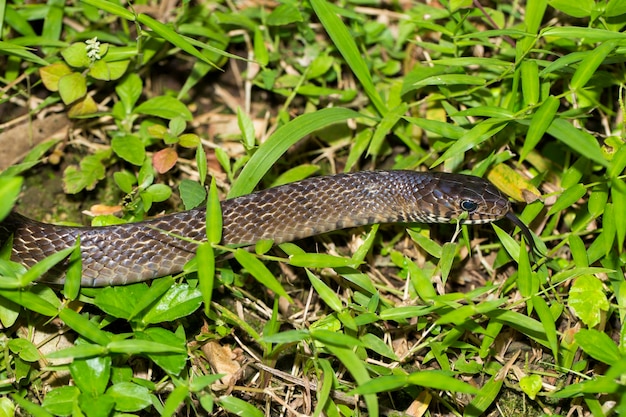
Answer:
[84,204,123,216]
[202,340,242,388]
[404,390,431,417]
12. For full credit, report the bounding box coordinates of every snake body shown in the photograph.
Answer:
[0,171,519,287]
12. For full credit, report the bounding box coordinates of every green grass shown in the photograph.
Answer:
[1,0,626,416]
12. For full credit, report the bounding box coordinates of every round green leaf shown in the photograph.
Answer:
[58,72,87,104]
[8,338,40,362]
[107,382,152,412]
[145,183,172,202]
[69,355,111,396]
[42,386,80,416]
[520,374,542,400]
[61,42,90,68]
[179,179,206,210]
[111,134,146,166]
[142,284,202,323]
[134,96,193,121]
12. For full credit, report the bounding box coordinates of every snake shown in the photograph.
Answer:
[0,171,533,287]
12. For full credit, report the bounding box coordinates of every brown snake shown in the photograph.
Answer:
[0,171,532,287]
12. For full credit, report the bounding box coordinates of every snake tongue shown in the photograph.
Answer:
[504,211,538,255]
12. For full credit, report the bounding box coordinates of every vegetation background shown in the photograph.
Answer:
[0,0,625,416]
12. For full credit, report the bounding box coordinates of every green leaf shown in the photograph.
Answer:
[8,338,40,362]
[234,249,292,301]
[229,108,363,197]
[310,0,386,116]
[270,165,320,187]
[311,329,362,348]
[413,74,486,88]
[236,107,256,149]
[464,375,503,417]
[262,329,310,344]
[128,278,174,320]
[58,72,86,104]
[547,0,593,18]
[206,177,222,244]
[521,60,539,106]
[142,284,202,323]
[0,176,22,221]
[289,253,361,269]
[137,13,218,68]
[41,386,80,416]
[61,42,90,67]
[306,269,343,312]
[432,119,508,167]
[134,96,193,121]
[39,62,72,91]
[113,170,136,194]
[439,242,456,284]
[531,296,558,362]
[266,4,303,26]
[546,118,609,167]
[144,183,171,202]
[63,150,111,193]
[111,134,146,166]
[360,333,398,361]
[610,179,626,251]
[322,343,379,417]
[58,308,112,346]
[88,59,129,81]
[0,287,60,317]
[519,374,542,400]
[520,96,559,163]
[0,40,49,66]
[485,309,549,347]
[568,275,609,327]
[94,285,147,320]
[107,339,185,355]
[79,0,136,20]
[367,102,407,156]
[116,73,142,114]
[570,40,617,91]
[547,183,586,216]
[179,179,206,210]
[70,354,111,396]
[134,327,187,374]
[161,385,189,417]
[218,396,264,417]
[407,370,478,393]
[107,382,151,412]
[20,245,76,287]
[575,329,622,365]
[197,243,215,315]
[253,28,269,67]
[68,95,98,117]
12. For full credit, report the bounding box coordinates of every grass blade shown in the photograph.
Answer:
[229,108,363,197]
[310,0,386,115]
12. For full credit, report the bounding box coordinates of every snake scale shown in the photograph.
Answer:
[0,171,532,287]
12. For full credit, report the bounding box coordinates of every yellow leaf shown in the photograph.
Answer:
[39,62,72,92]
[68,95,98,117]
[488,164,542,203]
[58,72,87,105]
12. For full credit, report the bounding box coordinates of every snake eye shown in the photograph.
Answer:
[460,200,478,213]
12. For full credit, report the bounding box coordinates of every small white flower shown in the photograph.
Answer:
[86,37,101,61]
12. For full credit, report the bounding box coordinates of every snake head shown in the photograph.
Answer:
[419,173,512,224]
